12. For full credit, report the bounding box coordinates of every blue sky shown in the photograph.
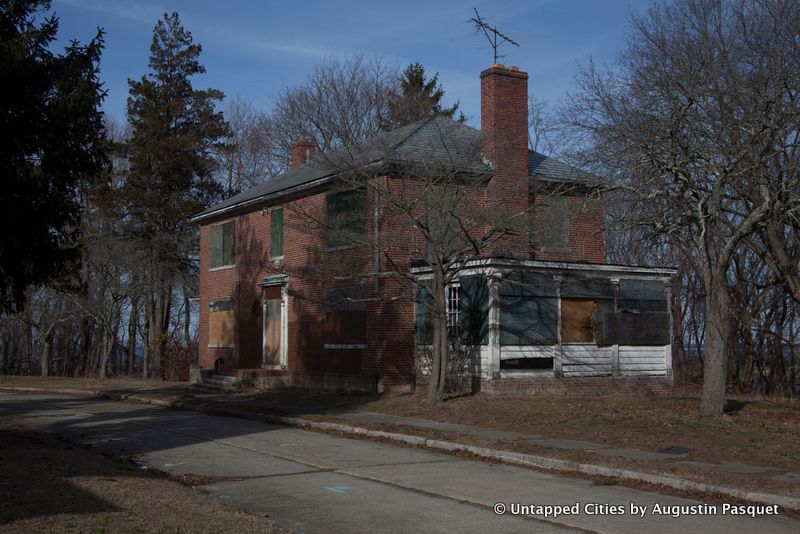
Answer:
[51,0,651,127]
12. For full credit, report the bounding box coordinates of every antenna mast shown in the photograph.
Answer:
[470,8,520,63]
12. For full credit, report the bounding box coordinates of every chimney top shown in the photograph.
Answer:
[290,139,315,169]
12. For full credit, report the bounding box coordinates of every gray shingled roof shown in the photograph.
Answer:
[193,116,598,222]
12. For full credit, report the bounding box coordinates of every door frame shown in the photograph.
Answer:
[259,276,288,370]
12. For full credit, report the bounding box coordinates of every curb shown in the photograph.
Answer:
[3,385,799,512]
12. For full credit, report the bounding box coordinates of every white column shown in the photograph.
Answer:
[487,273,501,379]
[261,290,268,369]
[553,275,563,377]
[664,280,674,378]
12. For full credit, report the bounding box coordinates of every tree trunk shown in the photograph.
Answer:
[143,294,152,379]
[183,286,191,358]
[41,331,53,377]
[426,269,448,406]
[699,271,732,418]
[127,295,138,376]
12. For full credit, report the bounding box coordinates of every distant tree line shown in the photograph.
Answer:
[2,1,797,418]
[0,3,461,380]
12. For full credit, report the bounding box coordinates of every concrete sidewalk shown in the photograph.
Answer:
[3,391,799,534]
[1,383,799,512]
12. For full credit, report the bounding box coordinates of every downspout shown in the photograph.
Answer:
[373,188,380,293]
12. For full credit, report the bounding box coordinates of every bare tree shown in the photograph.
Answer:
[217,96,280,193]
[268,55,398,167]
[562,0,800,417]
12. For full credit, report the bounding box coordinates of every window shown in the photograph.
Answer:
[208,300,235,347]
[270,208,284,258]
[446,284,460,339]
[541,196,569,249]
[326,189,367,249]
[561,298,596,343]
[210,220,235,268]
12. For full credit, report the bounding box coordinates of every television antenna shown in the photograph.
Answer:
[470,8,519,63]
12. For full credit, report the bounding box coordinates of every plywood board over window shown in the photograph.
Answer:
[561,298,596,343]
[209,300,235,347]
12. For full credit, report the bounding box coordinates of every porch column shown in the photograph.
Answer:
[261,289,268,368]
[487,272,501,379]
[664,279,673,378]
[553,275,563,377]
[611,278,620,377]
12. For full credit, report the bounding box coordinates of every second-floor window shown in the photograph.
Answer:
[326,188,367,249]
[541,196,569,250]
[210,220,235,268]
[270,208,284,258]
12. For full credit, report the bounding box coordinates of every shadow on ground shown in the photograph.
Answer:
[0,423,129,524]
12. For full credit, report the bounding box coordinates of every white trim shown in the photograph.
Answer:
[209,264,235,272]
[324,344,367,350]
[410,258,676,278]
[208,344,236,349]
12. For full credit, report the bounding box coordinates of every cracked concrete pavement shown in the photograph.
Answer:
[1,392,797,534]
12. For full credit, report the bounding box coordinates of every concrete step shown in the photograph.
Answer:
[211,375,241,384]
[205,378,237,388]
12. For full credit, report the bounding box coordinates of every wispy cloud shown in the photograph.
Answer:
[54,0,164,23]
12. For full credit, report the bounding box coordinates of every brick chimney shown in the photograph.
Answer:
[480,63,528,180]
[480,64,530,255]
[290,140,315,169]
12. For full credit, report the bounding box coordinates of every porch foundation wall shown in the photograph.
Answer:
[477,375,673,396]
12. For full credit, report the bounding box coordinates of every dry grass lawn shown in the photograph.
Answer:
[0,418,287,534]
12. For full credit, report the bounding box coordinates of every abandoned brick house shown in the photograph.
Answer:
[191,64,675,394]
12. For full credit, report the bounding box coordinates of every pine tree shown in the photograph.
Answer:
[386,62,463,129]
[0,0,107,313]
[124,11,228,378]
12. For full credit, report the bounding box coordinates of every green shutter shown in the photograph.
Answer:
[270,208,284,257]
[415,286,433,344]
[210,225,222,268]
[222,221,235,266]
[327,189,366,249]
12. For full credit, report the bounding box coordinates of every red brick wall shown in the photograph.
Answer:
[198,64,607,387]
[531,193,605,263]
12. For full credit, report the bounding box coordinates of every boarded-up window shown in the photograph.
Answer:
[325,286,367,344]
[270,208,284,258]
[459,276,488,345]
[499,272,558,346]
[603,312,670,346]
[210,221,235,268]
[561,298,596,343]
[617,279,667,312]
[327,189,367,249]
[541,196,569,249]
[209,300,235,347]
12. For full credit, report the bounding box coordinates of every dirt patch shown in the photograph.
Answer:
[0,418,288,534]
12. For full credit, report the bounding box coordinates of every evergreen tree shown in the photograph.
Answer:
[386,62,463,129]
[124,12,227,378]
[0,0,106,313]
